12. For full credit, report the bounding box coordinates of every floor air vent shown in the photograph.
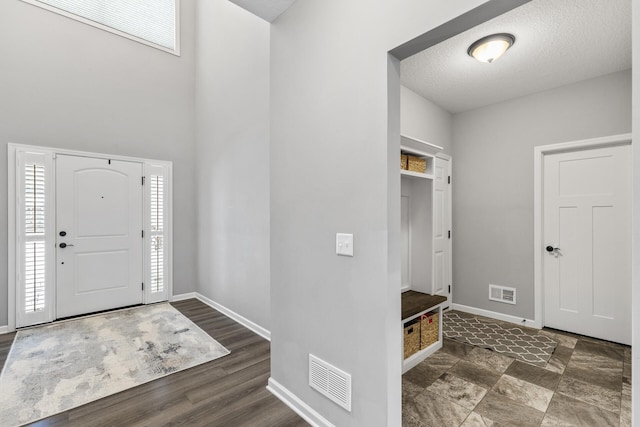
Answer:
[309,354,352,412]
[489,284,516,305]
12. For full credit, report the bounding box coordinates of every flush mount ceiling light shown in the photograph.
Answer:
[468,33,515,63]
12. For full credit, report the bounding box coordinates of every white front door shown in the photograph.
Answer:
[433,157,451,305]
[56,155,143,319]
[543,144,631,344]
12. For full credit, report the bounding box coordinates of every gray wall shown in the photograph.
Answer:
[269,1,488,425]
[0,0,197,326]
[452,69,632,319]
[195,0,271,330]
[631,0,639,421]
[401,85,453,155]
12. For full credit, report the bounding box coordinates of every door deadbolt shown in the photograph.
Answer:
[546,245,560,257]
[59,231,67,237]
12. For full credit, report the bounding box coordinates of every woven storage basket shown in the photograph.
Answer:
[407,155,426,173]
[403,319,420,359]
[420,312,439,350]
[400,154,408,170]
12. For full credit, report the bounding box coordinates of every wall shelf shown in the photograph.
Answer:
[401,169,434,180]
[401,145,435,178]
[401,135,443,155]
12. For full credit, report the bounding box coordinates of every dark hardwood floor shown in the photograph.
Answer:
[0,299,308,427]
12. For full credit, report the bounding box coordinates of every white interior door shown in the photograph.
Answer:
[433,157,451,305]
[543,144,631,344]
[56,155,143,319]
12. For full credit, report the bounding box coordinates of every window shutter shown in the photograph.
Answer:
[145,163,171,303]
[25,163,46,235]
[24,163,47,313]
[24,241,46,313]
[150,175,164,293]
[16,152,54,327]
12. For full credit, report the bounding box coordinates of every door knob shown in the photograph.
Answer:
[59,243,74,248]
[546,245,559,252]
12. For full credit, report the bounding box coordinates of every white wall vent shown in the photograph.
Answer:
[309,354,352,412]
[489,284,516,305]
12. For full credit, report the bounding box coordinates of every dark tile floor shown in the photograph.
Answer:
[403,311,632,426]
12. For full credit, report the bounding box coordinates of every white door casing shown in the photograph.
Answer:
[433,156,451,305]
[542,143,631,344]
[56,155,144,319]
[401,195,411,291]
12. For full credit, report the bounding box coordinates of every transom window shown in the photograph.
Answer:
[21,0,180,55]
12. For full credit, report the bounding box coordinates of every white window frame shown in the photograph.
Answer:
[19,0,181,56]
[11,149,56,328]
[8,143,173,331]
[144,162,172,304]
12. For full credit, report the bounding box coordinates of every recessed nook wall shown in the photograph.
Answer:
[401,175,433,293]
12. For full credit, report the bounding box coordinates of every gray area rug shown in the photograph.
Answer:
[0,303,230,426]
[443,312,557,366]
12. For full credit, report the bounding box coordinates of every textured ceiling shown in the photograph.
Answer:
[228,0,297,22]
[400,0,631,114]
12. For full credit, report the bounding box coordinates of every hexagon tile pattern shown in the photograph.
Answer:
[443,312,557,366]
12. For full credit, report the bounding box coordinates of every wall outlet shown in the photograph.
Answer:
[336,233,353,257]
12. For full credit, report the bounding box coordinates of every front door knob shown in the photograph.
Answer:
[59,243,74,248]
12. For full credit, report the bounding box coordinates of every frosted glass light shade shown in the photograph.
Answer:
[468,34,515,63]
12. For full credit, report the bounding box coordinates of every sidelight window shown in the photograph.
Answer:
[145,164,171,303]
[15,151,55,327]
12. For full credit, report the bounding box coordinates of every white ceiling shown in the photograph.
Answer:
[400,0,631,114]
[228,0,297,22]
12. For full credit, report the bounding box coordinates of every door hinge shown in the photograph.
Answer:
[142,230,144,238]
[142,282,144,291]
[448,230,451,239]
[108,159,111,165]
[448,176,451,184]
[142,176,145,185]
[448,285,451,294]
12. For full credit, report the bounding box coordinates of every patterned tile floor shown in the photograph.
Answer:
[403,311,632,426]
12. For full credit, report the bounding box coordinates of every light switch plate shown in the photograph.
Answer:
[336,233,354,257]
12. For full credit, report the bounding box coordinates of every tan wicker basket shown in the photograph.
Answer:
[407,155,426,173]
[420,312,439,349]
[400,154,408,170]
[403,319,420,359]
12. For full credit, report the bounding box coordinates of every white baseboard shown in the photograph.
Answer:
[171,292,197,302]
[0,325,9,335]
[195,293,271,341]
[267,378,334,427]
[451,303,540,329]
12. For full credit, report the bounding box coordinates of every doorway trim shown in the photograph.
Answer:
[435,152,452,307]
[7,143,174,332]
[533,133,632,329]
